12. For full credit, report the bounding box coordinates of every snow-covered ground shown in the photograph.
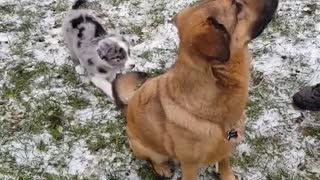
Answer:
[0,0,319,179]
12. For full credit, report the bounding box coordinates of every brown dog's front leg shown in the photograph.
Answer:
[180,162,198,180]
[218,158,236,180]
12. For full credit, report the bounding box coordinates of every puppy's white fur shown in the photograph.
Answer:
[62,2,135,100]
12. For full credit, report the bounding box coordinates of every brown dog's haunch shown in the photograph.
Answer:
[113,0,278,179]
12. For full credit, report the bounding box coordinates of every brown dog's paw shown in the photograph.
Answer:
[212,171,220,179]
[152,162,174,179]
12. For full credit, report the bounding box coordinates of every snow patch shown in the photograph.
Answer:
[68,140,100,176]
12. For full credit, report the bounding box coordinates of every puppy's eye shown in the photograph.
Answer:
[114,58,121,63]
[236,2,243,14]
[119,48,125,55]
[207,17,227,32]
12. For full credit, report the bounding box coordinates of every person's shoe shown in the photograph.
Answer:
[292,84,320,111]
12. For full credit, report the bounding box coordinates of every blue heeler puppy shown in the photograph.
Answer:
[62,0,135,100]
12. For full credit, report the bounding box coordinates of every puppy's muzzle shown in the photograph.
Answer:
[124,58,136,70]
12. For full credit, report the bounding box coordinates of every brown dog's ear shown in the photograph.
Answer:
[193,17,231,62]
[250,0,278,39]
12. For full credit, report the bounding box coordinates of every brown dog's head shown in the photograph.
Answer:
[173,0,278,63]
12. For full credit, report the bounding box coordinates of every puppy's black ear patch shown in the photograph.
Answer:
[250,0,278,39]
[84,16,107,37]
[71,16,84,28]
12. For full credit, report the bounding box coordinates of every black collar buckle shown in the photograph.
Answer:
[227,129,238,140]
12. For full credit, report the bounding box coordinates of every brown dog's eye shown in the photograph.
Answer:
[207,17,227,32]
[236,2,243,14]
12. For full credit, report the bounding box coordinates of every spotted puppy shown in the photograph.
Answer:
[62,0,135,99]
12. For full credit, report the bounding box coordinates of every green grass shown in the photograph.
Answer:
[128,24,144,37]
[268,16,291,37]
[16,96,68,137]
[53,0,68,13]
[149,2,166,27]
[37,140,48,152]
[108,0,131,6]
[7,3,37,57]
[140,50,153,60]
[137,162,157,180]
[246,99,264,121]
[1,0,319,179]
[67,93,90,109]
[266,169,290,180]
[70,125,92,137]
[102,117,128,153]
[249,135,282,153]
[232,153,257,169]
[302,126,320,139]
[310,112,320,121]
[57,64,82,86]
[0,4,15,15]
[3,62,50,99]
[92,89,113,108]
[87,134,108,152]
[246,70,278,122]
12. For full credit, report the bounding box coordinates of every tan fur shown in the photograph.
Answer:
[114,0,278,179]
[112,72,148,107]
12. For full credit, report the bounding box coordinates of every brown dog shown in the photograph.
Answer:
[113,0,278,179]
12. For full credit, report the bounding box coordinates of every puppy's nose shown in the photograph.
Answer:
[130,64,135,69]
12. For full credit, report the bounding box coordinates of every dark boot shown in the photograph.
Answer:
[292,84,320,111]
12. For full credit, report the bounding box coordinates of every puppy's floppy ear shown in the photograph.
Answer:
[250,0,278,39]
[194,17,231,62]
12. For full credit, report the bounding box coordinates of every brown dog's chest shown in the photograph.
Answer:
[161,74,247,136]
[216,90,248,126]
[158,72,247,162]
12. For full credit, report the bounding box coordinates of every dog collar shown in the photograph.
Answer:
[227,129,238,140]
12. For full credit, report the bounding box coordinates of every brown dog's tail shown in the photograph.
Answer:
[112,72,149,109]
